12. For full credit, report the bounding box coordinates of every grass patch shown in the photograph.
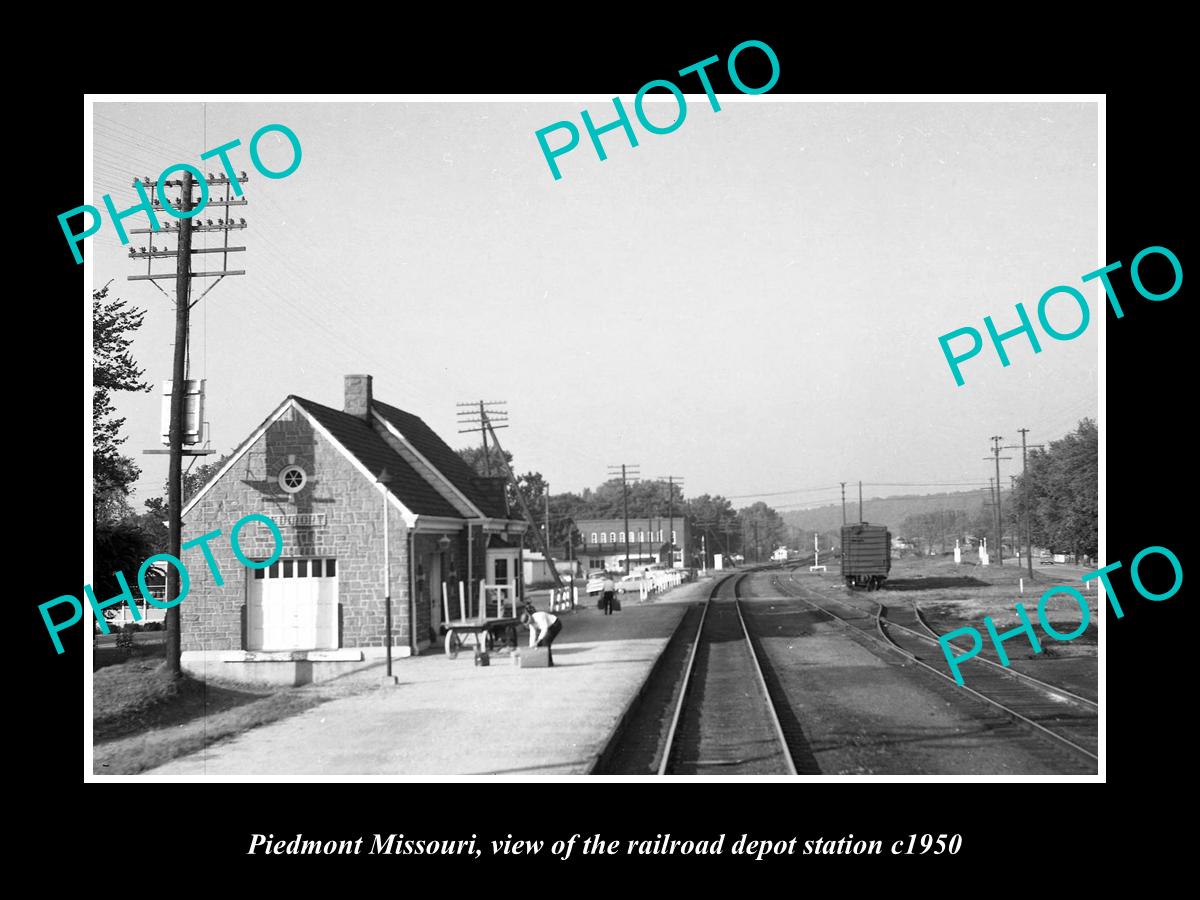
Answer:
[879,557,1099,651]
[92,659,357,775]
[93,634,166,671]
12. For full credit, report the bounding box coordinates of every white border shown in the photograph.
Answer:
[84,93,1104,785]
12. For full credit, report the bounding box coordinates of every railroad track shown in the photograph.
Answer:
[659,573,797,775]
[774,568,1098,766]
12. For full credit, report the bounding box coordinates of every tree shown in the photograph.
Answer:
[456,444,513,481]
[899,508,971,555]
[513,471,548,550]
[1021,419,1097,562]
[737,501,787,561]
[128,454,232,557]
[129,497,169,556]
[182,454,232,504]
[93,519,157,606]
[93,284,152,521]
[687,494,740,561]
[456,445,524,513]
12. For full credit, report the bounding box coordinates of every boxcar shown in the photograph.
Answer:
[840,523,891,590]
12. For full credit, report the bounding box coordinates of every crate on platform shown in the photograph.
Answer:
[517,647,550,668]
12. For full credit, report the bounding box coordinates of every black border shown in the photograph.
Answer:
[28,28,1186,876]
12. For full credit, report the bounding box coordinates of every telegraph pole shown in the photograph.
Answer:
[1009,475,1019,566]
[608,463,640,574]
[131,168,247,675]
[655,475,684,568]
[1011,428,1045,579]
[984,436,1012,565]
[457,401,508,477]
[840,482,846,525]
[474,409,564,595]
[163,175,191,675]
[544,481,551,564]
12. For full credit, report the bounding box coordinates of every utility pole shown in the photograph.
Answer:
[608,463,640,574]
[1009,475,1018,566]
[1010,428,1045,579]
[984,436,1012,565]
[164,176,192,675]
[544,481,551,569]
[655,475,684,568]
[840,482,846,525]
[456,401,508,477]
[456,401,508,611]
[475,409,564,596]
[753,520,759,563]
[858,481,863,523]
[131,167,248,675]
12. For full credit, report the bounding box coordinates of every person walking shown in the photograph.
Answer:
[601,573,617,615]
[521,607,562,666]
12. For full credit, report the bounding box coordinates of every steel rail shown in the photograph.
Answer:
[657,574,725,775]
[776,569,1097,764]
[891,598,1097,710]
[732,577,799,776]
[658,572,798,775]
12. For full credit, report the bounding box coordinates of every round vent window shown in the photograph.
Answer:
[278,464,307,493]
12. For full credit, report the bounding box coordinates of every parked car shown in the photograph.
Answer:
[586,572,616,595]
[618,574,651,593]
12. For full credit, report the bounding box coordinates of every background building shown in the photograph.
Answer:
[573,517,690,573]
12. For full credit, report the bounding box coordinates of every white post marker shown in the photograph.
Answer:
[954,539,962,565]
[810,532,827,573]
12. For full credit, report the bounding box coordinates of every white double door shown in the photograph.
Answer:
[248,558,338,651]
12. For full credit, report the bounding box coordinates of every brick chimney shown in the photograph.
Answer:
[344,374,373,418]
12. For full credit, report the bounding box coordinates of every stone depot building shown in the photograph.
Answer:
[180,375,527,684]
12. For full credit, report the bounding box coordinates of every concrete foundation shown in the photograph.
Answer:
[181,645,418,686]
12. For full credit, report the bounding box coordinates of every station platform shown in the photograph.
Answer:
[148,578,715,778]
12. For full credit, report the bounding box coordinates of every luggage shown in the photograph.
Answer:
[518,647,550,668]
[612,596,621,612]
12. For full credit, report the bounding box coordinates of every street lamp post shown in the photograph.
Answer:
[377,468,395,682]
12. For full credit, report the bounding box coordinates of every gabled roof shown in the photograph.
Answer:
[372,400,508,518]
[293,397,460,518]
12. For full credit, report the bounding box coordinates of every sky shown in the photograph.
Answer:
[89,99,1098,514]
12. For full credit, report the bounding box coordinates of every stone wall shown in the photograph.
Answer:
[180,402,411,652]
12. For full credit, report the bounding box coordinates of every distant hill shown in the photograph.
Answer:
[781,489,1005,533]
